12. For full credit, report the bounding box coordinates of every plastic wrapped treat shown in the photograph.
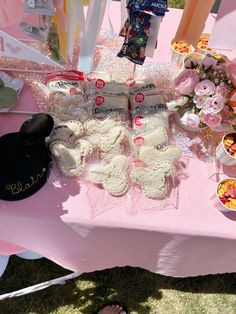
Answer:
[93,93,129,121]
[46,70,87,105]
[86,72,129,96]
[49,120,84,144]
[88,155,130,196]
[130,160,173,199]
[130,126,169,156]
[48,103,91,125]
[83,114,123,136]
[49,139,93,178]
[130,89,170,130]
[88,126,127,161]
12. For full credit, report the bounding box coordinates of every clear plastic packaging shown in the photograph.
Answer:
[93,93,130,121]
[23,0,55,16]
[19,15,51,43]
[129,126,169,157]
[86,155,133,218]
[86,72,129,96]
[83,113,123,136]
[132,111,169,131]
[129,171,179,215]
[130,88,170,132]
[87,125,128,161]
[127,154,188,215]
[48,101,92,125]
[130,88,166,112]
[0,72,24,93]
[0,72,24,112]
[46,70,87,105]
[49,139,93,178]
[87,180,133,218]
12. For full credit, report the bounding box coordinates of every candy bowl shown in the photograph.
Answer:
[170,39,195,67]
[183,52,204,69]
[174,108,208,132]
[197,33,215,55]
[213,178,236,213]
[216,132,236,166]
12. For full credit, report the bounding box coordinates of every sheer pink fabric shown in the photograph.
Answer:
[0,0,25,28]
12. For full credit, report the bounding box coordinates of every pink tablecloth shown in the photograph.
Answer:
[1,5,236,278]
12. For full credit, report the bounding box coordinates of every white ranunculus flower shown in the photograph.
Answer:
[167,96,189,111]
[180,112,200,128]
[167,100,179,111]
[199,55,217,70]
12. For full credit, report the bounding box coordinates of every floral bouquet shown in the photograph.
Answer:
[167,54,236,131]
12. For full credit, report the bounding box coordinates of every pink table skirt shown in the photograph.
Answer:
[0,5,236,277]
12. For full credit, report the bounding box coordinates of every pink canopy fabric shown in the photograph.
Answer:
[209,0,236,51]
[0,0,25,28]
[0,5,236,278]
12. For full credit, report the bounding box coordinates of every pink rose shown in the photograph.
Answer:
[199,55,217,70]
[205,94,225,113]
[200,111,222,128]
[226,63,236,88]
[212,122,230,132]
[180,112,200,128]
[194,79,216,96]
[221,105,231,121]
[193,95,208,109]
[215,83,230,98]
[231,117,236,125]
[174,69,199,95]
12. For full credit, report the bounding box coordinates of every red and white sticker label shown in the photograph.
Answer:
[95,95,105,106]
[135,92,145,103]
[95,79,105,89]
[69,87,78,95]
[126,77,135,87]
[134,115,145,127]
[133,136,144,147]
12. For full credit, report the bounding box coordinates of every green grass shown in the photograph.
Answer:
[0,256,236,314]
[168,0,184,9]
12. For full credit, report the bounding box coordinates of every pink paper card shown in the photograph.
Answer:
[209,0,236,50]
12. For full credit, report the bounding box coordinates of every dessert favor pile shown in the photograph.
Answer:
[46,70,182,199]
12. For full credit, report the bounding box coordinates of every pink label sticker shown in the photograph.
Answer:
[135,92,145,103]
[95,95,105,106]
[133,136,144,147]
[126,77,135,87]
[95,79,105,89]
[134,115,144,127]
[69,87,78,95]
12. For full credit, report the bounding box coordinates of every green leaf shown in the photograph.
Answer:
[0,79,4,89]
[0,87,17,108]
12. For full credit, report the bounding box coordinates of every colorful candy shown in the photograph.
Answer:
[217,179,236,210]
[223,133,236,157]
[197,38,214,52]
[171,41,193,54]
